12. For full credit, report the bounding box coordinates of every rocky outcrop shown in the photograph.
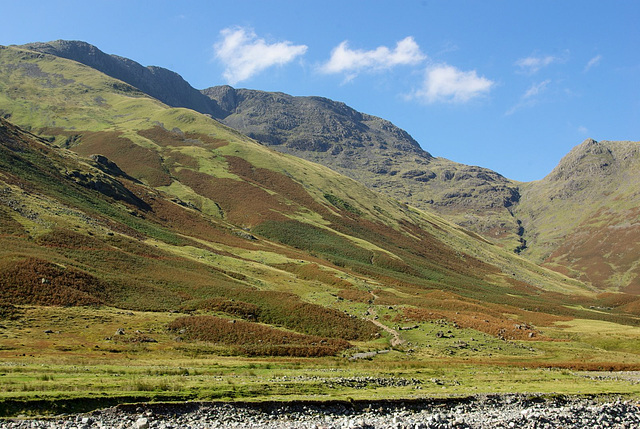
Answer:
[202,85,427,157]
[64,168,150,212]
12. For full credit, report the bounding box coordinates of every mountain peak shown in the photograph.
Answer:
[22,39,98,54]
[201,85,427,155]
[547,139,639,182]
[19,40,223,118]
[202,85,238,115]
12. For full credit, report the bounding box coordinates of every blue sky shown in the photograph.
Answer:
[2,1,638,181]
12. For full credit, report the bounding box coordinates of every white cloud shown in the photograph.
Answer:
[411,64,494,104]
[505,80,552,115]
[214,27,308,85]
[321,36,425,80]
[584,55,602,72]
[515,54,560,74]
[578,125,589,134]
[523,79,551,99]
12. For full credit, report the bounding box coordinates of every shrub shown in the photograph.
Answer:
[0,257,106,306]
[168,315,351,357]
[187,290,379,341]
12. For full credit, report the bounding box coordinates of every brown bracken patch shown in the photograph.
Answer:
[175,168,293,226]
[168,315,351,357]
[338,288,374,304]
[0,257,107,306]
[401,307,557,341]
[225,156,331,217]
[137,126,228,149]
[545,207,640,293]
[72,131,171,187]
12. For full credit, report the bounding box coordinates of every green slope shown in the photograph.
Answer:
[16,41,638,297]
[516,138,640,293]
[10,41,524,250]
[201,85,523,248]
[0,44,574,294]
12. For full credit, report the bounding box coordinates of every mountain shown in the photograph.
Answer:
[2,38,640,354]
[6,41,631,355]
[515,138,640,293]
[19,40,223,118]
[2,40,640,414]
[15,41,524,248]
[201,85,523,247]
[8,41,639,295]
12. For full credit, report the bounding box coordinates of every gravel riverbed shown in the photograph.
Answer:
[2,395,639,429]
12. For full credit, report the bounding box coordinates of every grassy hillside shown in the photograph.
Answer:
[1,43,639,332]
[17,41,639,297]
[0,44,584,294]
[202,85,524,248]
[516,138,640,293]
[1,43,640,413]
[6,39,523,248]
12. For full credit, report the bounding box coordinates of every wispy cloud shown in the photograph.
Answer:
[321,37,425,81]
[410,64,494,104]
[214,27,308,85]
[515,54,562,74]
[523,79,551,99]
[578,125,589,135]
[506,79,552,115]
[584,54,602,72]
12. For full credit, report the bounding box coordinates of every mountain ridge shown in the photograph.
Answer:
[19,40,224,118]
[201,84,524,246]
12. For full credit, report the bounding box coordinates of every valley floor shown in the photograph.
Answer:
[1,306,640,417]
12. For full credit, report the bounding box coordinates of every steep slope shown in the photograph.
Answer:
[0,116,381,354]
[18,42,637,295]
[19,40,222,118]
[515,139,640,293]
[202,85,523,246]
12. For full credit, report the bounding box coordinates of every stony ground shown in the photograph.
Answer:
[1,395,639,429]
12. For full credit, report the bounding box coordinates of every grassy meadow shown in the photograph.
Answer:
[1,304,640,416]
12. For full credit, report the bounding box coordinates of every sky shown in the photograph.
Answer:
[1,1,639,182]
